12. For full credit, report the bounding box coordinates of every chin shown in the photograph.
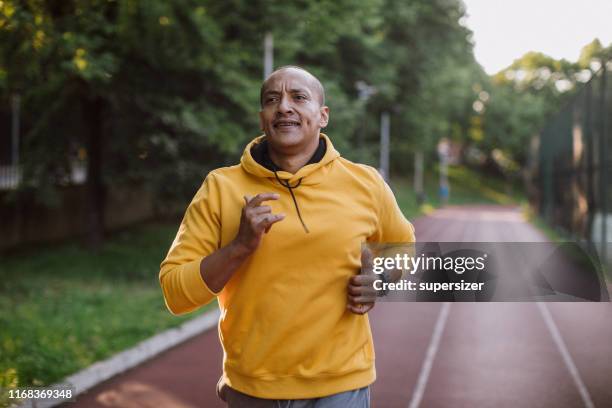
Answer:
[268,132,305,148]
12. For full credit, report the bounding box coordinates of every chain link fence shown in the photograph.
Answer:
[533,63,612,267]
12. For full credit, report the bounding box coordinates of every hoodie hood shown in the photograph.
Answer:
[240,133,340,186]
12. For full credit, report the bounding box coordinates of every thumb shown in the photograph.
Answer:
[361,246,374,270]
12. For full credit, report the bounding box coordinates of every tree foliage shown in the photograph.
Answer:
[5,0,606,244]
[1,0,480,200]
[479,38,612,168]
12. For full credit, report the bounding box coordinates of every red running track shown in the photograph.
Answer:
[64,205,612,407]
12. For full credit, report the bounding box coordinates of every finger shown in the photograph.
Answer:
[347,285,378,301]
[347,303,374,314]
[348,284,363,296]
[348,282,377,296]
[348,294,378,304]
[361,246,374,266]
[353,302,375,312]
[248,205,272,216]
[243,195,252,206]
[254,213,285,232]
[350,275,376,286]
[263,216,281,234]
[351,303,374,314]
[348,284,377,298]
[346,304,361,314]
[348,277,378,298]
[268,213,286,228]
[249,193,280,208]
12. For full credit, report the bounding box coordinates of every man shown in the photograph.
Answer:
[159,66,415,407]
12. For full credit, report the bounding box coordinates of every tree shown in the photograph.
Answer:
[1,1,239,248]
[1,0,484,246]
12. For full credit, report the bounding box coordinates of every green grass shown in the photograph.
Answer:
[391,165,527,220]
[521,204,566,243]
[0,222,215,392]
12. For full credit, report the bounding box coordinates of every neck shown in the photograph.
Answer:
[268,136,320,174]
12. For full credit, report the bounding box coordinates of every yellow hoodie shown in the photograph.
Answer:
[159,133,415,399]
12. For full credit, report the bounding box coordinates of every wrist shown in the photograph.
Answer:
[229,239,254,259]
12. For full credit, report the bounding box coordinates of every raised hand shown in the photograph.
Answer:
[233,193,285,254]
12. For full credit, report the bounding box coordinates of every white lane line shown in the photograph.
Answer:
[408,302,452,408]
[537,302,595,408]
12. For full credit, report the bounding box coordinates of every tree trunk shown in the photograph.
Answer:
[84,96,106,251]
[414,151,425,204]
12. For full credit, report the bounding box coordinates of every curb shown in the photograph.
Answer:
[15,308,220,408]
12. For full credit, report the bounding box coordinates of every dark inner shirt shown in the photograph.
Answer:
[250,138,327,172]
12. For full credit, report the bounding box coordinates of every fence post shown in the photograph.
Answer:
[600,65,608,267]
[585,81,594,241]
[11,93,20,168]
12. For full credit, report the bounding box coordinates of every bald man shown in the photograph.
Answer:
[160,66,415,407]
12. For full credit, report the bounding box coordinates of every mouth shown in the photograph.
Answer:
[273,120,301,129]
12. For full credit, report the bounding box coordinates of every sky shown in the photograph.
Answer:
[461,0,612,74]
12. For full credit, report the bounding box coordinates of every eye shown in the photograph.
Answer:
[295,95,307,101]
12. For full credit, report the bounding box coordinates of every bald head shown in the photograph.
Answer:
[260,66,325,108]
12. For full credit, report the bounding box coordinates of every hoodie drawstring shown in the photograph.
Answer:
[274,171,310,234]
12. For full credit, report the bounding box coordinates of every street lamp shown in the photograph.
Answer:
[354,81,377,162]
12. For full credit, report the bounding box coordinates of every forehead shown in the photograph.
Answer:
[262,69,316,94]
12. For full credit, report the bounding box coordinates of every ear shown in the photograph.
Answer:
[258,110,265,131]
[319,106,329,129]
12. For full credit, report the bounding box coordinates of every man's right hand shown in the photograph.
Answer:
[200,193,285,293]
[233,193,285,254]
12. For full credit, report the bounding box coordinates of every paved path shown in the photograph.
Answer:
[66,205,612,407]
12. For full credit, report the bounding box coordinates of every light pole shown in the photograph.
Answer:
[263,32,273,79]
[379,111,390,182]
[355,81,377,162]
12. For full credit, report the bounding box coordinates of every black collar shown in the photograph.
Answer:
[250,138,326,172]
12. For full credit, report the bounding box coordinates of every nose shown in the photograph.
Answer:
[276,94,294,114]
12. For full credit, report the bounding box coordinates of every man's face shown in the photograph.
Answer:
[259,69,329,153]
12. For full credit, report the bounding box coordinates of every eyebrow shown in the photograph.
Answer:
[288,88,310,95]
[263,88,311,96]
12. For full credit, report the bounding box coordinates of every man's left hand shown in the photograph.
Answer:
[347,275,377,314]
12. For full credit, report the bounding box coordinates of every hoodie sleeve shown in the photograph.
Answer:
[159,173,222,315]
[371,171,416,243]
